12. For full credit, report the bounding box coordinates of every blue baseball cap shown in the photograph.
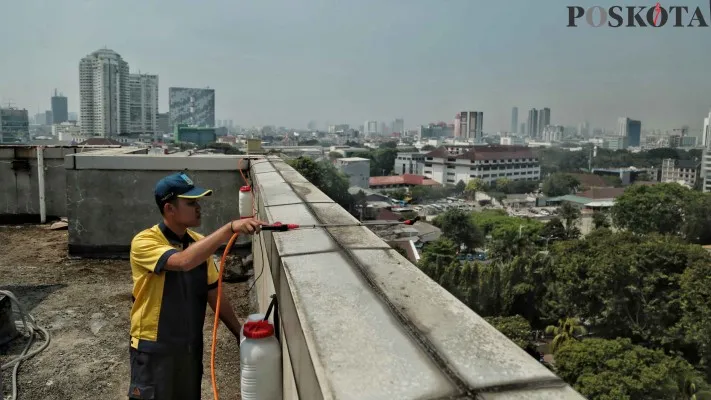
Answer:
[154,172,212,206]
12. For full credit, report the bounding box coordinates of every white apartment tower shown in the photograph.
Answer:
[703,109,711,148]
[79,48,130,137]
[129,73,159,138]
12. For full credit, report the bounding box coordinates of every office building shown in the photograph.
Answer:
[157,113,170,136]
[394,152,425,175]
[334,157,371,188]
[364,120,378,137]
[79,48,130,137]
[617,117,642,147]
[0,107,30,143]
[455,111,483,141]
[703,110,711,148]
[701,149,711,193]
[537,108,551,138]
[129,73,159,137]
[175,124,216,146]
[392,118,405,135]
[511,107,518,133]
[527,109,538,138]
[418,123,454,140]
[51,89,68,124]
[661,158,700,188]
[423,145,540,185]
[169,87,215,128]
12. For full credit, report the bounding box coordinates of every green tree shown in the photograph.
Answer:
[555,338,708,400]
[558,202,581,239]
[495,178,512,193]
[328,151,343,160]
[543,231,709,348]
[455,180,466,194]
[677,254,711,377]
[545,317,587,353]
[485,315,532,348]
[680,192,711,245]
[421,144,436,151]
[418,237,458,271]
[591,211,610,229]
[433,209,483,250]
[465,178,486,199]
[542,173,580,197]
[540,217,567,244]
[372,148,398,176]
[506,180,540,194]
[379,141,398,149]
[611,183,691,235]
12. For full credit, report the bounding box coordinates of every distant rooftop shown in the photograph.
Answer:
[336,157,370,162]
[425,145,535,161]
[369,174,440,187]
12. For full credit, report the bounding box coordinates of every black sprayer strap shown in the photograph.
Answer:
[264,294,280,343]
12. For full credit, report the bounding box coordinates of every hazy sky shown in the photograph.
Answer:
[1,0,710,132]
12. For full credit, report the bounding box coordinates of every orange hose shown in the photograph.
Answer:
[211,160,258,399]
[211,232,239,400]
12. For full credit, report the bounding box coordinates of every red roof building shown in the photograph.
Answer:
[369,174,440,189]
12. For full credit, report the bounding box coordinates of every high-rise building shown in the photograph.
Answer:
[0,107,29,143]
[520,123,526,135]
[79,48,130,137]
[617,117,641,148]
[128,73,159,137]
[511,107,518,133]
[169,87,215,128]
[45,110,53,126]
[527,109,538,138]
[364,120,378,137]
[51,89,68,124]
[537,108,551,138]
[392,118,404,134]
[157,112,170,136]
[456,111,483,141]
[703,110,711,148]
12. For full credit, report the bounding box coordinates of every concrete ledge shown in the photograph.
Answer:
[66,153,255,171]
[251,156,585,400]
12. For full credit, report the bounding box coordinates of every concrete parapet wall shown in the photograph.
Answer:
[0,145,130,223]
[251,156,584,400]
[64,152,251,258]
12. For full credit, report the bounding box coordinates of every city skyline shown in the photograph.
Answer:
[1,0,710,132]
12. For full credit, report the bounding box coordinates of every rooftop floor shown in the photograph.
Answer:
[0,225,250,399]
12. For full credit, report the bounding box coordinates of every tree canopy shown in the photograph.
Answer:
[555,338,709,400]
[542,173,580,197]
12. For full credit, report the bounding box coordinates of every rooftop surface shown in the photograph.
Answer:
[0,225,250,399]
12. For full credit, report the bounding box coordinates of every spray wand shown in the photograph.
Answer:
[260,216,420,231]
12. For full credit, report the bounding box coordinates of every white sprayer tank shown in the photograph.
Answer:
[237,185,254,245]
[239,313,266,343]
[240,320,282,400]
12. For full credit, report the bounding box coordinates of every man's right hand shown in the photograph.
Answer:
[231,218,266,235]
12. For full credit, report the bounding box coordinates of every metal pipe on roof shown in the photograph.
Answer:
[36,146,46,224]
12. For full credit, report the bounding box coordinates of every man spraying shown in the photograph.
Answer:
[127,172,264,399]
